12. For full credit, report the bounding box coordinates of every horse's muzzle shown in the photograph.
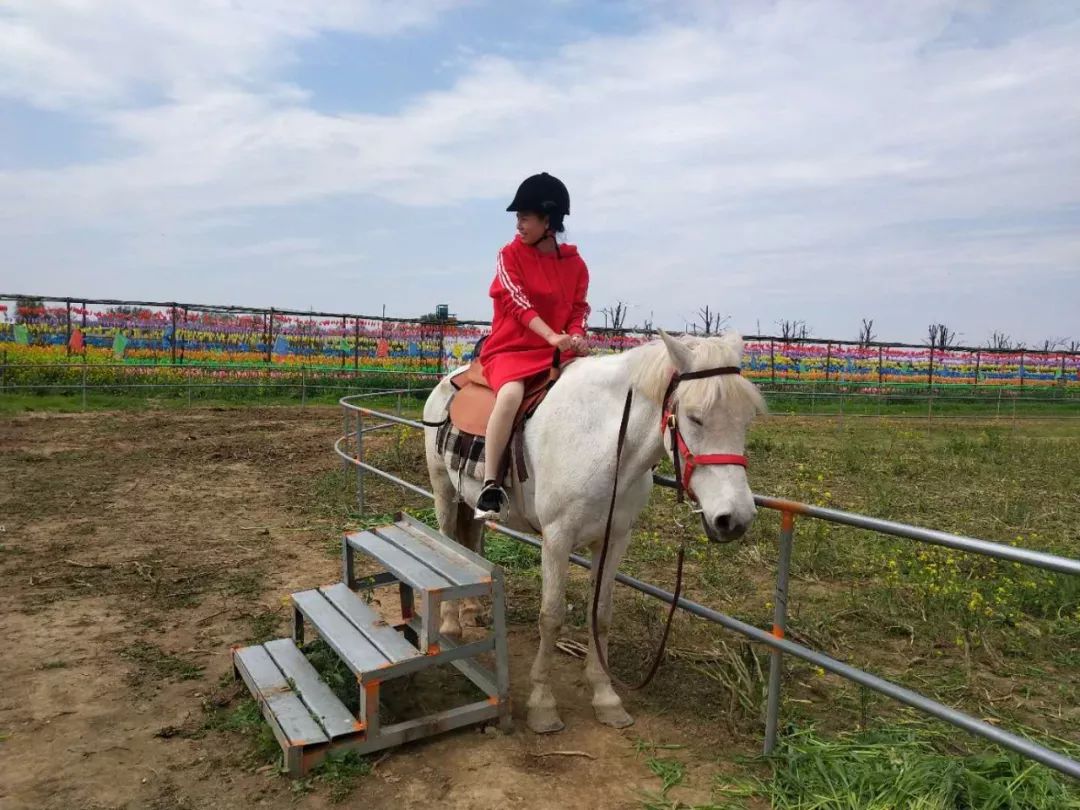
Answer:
[700,511,749,544]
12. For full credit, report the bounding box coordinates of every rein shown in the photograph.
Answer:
[590,364,747,691]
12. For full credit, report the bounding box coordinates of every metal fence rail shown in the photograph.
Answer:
[333,392,1080,781]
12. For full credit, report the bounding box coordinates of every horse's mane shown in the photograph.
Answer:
[627,333,767,416]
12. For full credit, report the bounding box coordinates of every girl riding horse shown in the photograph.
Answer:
[474,172,591,519]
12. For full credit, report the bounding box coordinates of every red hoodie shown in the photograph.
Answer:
[479,235,590,391]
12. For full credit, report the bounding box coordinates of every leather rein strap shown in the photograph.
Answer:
[591,364,746,691]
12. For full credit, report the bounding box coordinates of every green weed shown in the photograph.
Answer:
[203,698,280,765]
[244,609,283,645]
[119,641,203,683]
[718,723,1080,809]
[291,750,372,803]
[484,533,540,572]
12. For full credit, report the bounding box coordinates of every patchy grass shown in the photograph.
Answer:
[119,641,203,685]
[0,389,431,414]
[303,638,358,713]
[484,533,541,572]
[632,740,698,810]
[716,723,1080,809]
[244,608,285,645]
[224,570,265,599]
[203,697,280,765]
[291,750,372,803]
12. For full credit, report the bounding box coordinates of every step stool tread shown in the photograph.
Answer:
[397,514,496,574]
[346,531,452,591]
[233,644,328,747]
[319,583,420,664]
[292,589,397,675]
[376,523,490,587]
[263,638,362,738]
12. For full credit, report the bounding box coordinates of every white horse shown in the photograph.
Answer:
[423,331,766,733]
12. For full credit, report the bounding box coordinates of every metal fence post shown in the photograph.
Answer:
[301,366,307,406]
[81,358,88,409]
[342,408,351,473]
[764,510,795,755]
[355,407,365,515]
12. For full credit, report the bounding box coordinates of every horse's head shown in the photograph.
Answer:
[656,330,766,543]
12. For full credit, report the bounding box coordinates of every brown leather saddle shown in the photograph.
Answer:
[447,353,574,437]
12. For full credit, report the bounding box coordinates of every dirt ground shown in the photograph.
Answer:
[0,405,747,810]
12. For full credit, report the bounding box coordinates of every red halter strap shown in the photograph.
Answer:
[660,366,748,503]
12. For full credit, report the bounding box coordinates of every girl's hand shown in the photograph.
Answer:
[547,332,574,352]
[569,334,589,355]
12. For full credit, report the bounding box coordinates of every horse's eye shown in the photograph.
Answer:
[687,413,703,427]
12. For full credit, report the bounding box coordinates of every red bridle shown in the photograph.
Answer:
[660,366,748,503]
[591,363,750,692]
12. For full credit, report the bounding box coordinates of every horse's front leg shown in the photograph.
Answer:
[527,535,571,733]
[432,471,465,639]
[586,533,634,728]
[455,503,488,629]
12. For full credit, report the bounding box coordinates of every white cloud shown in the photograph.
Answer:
[0,0,463,108]
[1,0,1078,341]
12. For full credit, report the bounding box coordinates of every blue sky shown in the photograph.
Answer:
[1,0,1077,344]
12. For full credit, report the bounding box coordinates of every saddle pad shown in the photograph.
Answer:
[435,420,527,486]
[436,420,488,481]
[448,357,576,438]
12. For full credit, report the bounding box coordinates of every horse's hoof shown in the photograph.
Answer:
[527,708,565,734]
[594,704,634,729]
[460,610,490,628]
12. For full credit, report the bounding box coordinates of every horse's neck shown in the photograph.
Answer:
[623,377,668,479]
[556,352,668,479]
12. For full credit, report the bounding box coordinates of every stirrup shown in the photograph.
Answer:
[474,481,507,520]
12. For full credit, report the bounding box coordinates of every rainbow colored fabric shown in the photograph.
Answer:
[1,303,1076,388]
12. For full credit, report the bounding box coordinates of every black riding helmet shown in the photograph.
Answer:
[506,172,570,234]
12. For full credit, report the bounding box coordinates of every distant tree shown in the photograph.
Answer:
[600,301,628,332]
[857,318,876,347]
[776,319,811,340]
[988,331,1012,350]
[419,306,455,324]
[1038,337,1064,353]
[105,305,153,319]
[696,306,730,335]
[926,323,958,349]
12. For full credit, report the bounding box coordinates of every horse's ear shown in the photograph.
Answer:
[721,331,744,357]
[659,329,694,373]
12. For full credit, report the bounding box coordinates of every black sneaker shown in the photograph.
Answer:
[474,481,507,520]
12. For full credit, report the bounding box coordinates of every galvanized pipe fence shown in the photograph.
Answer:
[333,391,1080,781]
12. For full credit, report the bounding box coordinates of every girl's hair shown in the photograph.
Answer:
[547,213,566,234]
[520,209,565,234]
